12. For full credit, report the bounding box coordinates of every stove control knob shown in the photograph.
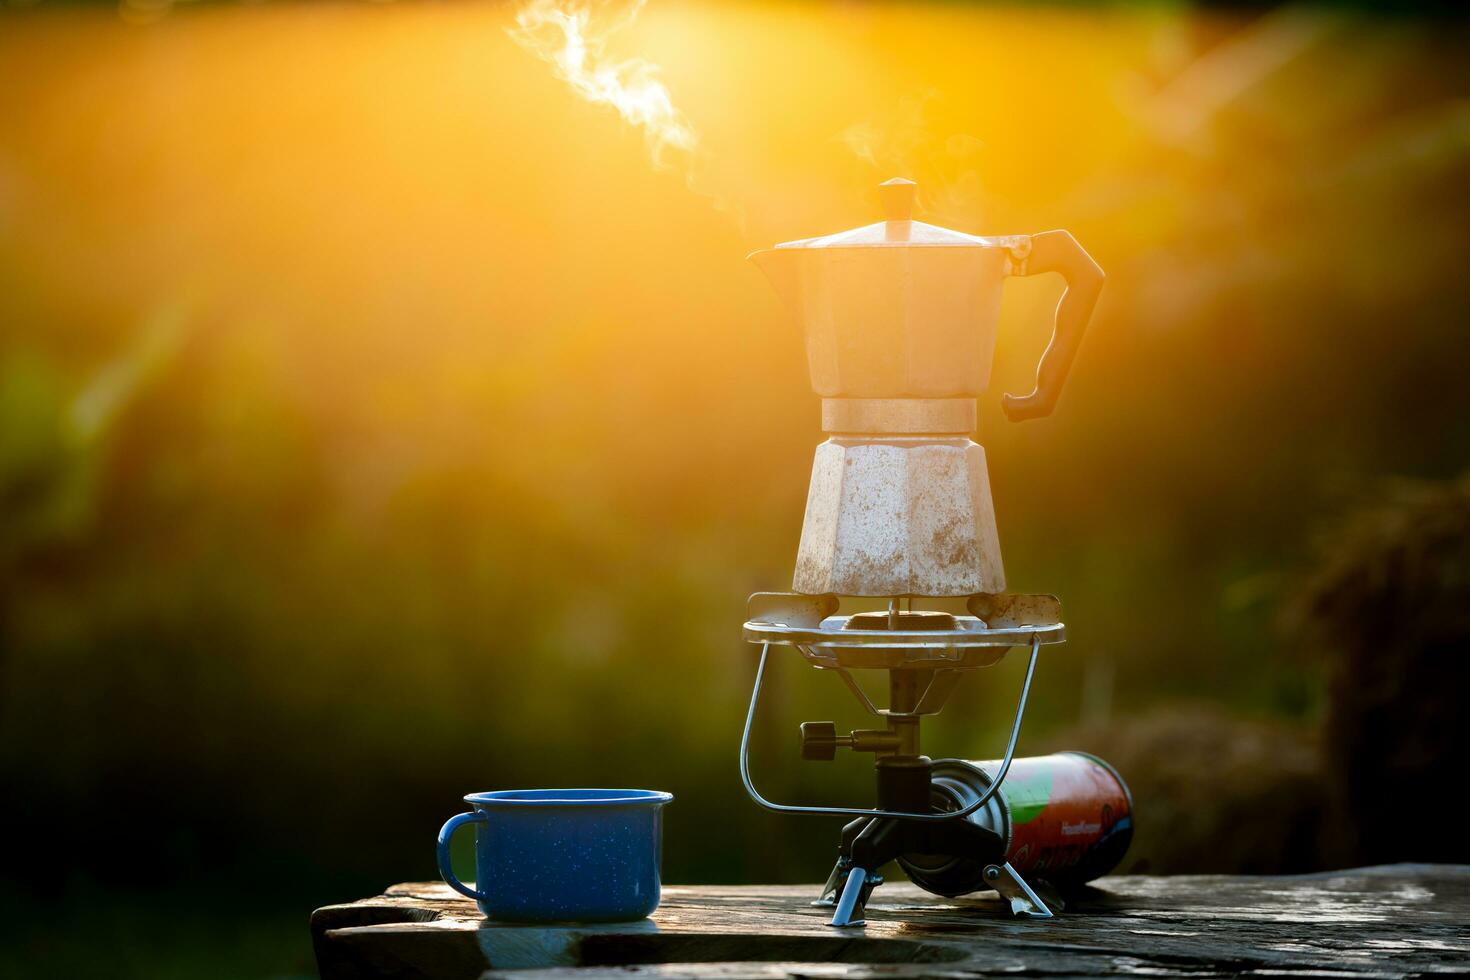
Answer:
[800,721,840,761]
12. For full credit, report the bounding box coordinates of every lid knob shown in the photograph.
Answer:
[879,177,917,222]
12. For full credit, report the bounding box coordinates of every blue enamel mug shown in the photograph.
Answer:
[436,788,673,922]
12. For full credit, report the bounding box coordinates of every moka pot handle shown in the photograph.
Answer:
[1000,230,1105,422]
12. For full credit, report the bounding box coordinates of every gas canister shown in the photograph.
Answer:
[899,751,1134,896]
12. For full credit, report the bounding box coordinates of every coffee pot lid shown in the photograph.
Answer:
[774,178,998,249]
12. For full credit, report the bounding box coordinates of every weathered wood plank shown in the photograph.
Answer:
[311,865,1470,980]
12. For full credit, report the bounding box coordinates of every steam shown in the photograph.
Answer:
[840,93,935,171]
[507,0,699,172]
[840,92,985,224]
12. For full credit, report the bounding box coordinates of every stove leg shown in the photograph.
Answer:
[983,862,1054,918]
[814,816,874,906]
[813,855,852,907]
[826,817,906,927]
[829,865,881,927]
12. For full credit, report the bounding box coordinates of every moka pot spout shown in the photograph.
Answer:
[747,246,802,316]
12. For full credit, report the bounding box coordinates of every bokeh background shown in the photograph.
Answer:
[2,0,1468,976]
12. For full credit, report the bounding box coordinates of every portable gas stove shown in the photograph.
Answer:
[739,179,1130,927]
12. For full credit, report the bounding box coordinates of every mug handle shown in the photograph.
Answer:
[436,811,489,902]
[1000,230,1105,423]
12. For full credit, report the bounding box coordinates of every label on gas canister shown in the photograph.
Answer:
[985,752,1133,886]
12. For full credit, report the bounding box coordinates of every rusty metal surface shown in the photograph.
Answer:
[793,437,1005,597]
[967,593,1062,628]
[745,592,840,629]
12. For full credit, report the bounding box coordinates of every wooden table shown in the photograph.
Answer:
[312,865,1470,979]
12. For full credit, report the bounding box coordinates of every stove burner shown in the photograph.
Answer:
[742,592,1064,671]
[842,610,957,631]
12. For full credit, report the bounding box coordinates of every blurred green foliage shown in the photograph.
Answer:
[1,2,1468,977]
